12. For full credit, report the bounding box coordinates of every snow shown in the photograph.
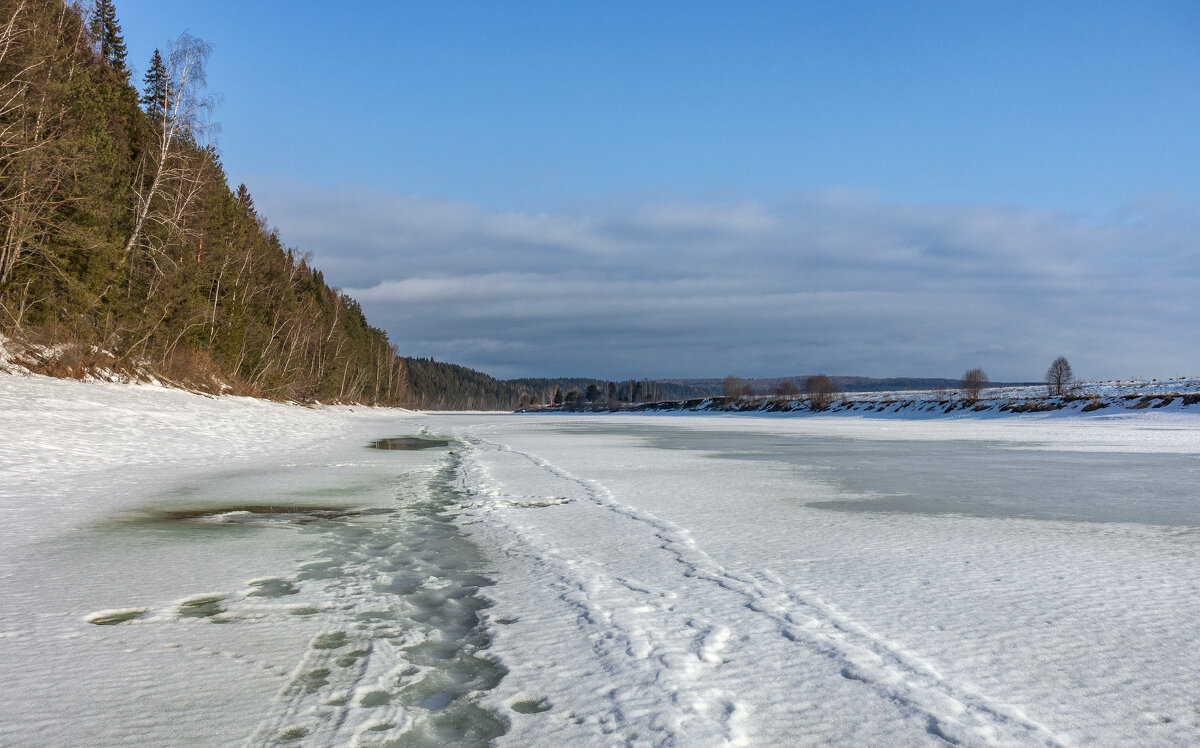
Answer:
[3,372,1200,745]
[445,414,1200,746]
[0,374,505,746]
[620,377,1200,418]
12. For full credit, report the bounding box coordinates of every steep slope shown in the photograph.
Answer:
[0,0,405,403]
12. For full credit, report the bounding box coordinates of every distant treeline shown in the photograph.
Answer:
[401,364,704,411]
[400,360,1048,412]
[510,375,1040,407]
[0,1,405,403]
[404,358,525,411]
[661,375,1038,395]
[510,378,711,402]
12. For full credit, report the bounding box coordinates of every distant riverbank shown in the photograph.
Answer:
[525,378,1200,419]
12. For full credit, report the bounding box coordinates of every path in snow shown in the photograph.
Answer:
[460,436,1063,746]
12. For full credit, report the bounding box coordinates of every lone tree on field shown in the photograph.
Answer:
[1046,356,1073,396]
[804,374,839,411]
[961,368,988,401]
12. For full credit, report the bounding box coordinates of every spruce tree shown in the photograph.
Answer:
[140,48,167,115]
[235,183,255,215]
[90,0,128,77]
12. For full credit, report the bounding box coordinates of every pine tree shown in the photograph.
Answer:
[235,183,255,215]
[90,0,128,77]
[140,48,167,114]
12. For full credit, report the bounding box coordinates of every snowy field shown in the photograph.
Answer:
[3,374,1200,746]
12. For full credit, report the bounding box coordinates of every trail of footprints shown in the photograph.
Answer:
[466,439,1068,747]
[462,447,750,746]
[84,462,522,747]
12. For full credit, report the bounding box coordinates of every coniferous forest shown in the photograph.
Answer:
[0,0,407,403]
[403,358,527,411]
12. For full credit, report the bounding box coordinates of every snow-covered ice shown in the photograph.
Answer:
[0,375,501,746]
[3,373,1200,746]
[441,413,1200,746]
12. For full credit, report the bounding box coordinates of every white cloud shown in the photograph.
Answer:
[481,213,621,254]
[253,182,1200,381]
[631,202,776,234]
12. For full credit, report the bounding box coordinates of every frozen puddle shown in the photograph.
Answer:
[372,437,452,450]
[84,446,507,746]
[122,504,398,526]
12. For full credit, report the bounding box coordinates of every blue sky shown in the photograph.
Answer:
[117,2,1200,381]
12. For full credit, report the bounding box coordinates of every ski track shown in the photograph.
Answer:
[461,435,1068,747]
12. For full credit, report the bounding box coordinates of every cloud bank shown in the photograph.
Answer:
[254,183,1199,381]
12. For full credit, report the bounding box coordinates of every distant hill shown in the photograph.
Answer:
[404,358,524,410]
[507,377,607,397]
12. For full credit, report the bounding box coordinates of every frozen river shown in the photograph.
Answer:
[2,376,1200,746]
[440,413,1200,746]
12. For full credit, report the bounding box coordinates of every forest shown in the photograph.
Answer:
[403,362,720,411]
[0,0,406,403]
[404,357,526,411]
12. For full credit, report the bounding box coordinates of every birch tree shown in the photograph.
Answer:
[0,0,88,291]
[124,32,215,282]
[0,0,34,285]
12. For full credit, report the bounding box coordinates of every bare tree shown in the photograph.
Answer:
[723,374,744,400]
[124,32,216,276]
[642,378,657,403]
[771,380,801,397]
[0,1,80,289]
[0,1,33,285]
[1046,356,1073,396]
[961,368,988,401]
[804,373,839,411]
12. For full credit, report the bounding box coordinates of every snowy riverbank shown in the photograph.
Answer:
[535,377,1200,419]
[3,372,1200,745]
